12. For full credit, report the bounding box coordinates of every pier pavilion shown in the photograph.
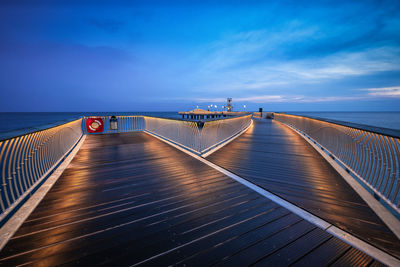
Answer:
[178,108,249,120]
[0,114,399,266]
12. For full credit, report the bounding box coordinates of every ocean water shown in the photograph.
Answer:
[0,111,399,140]
[289,112,400,131]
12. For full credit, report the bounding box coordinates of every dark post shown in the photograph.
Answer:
[110,116,118,130]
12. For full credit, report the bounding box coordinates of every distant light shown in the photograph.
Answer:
[214,105,217,108]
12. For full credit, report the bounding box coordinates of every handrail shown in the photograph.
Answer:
[0,119,83,221]
[283,113,400,139]
[0,118,82,142]
[84,115,252,155]
[144,116,202,153]
[200,115,252,153]
[274,113,400,214]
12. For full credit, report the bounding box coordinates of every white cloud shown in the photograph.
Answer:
[361,86,400,97]
[191,86,400,104]
[190,28,400,95]
[194,95,367,103]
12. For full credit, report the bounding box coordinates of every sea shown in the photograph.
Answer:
[0,111,399,140]
[288,112,400,130]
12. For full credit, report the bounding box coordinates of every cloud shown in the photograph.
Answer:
[190,24,400,97]
[361,86,400,97]
[191,85,400,104]
[193,95,368,104]
[195,95,283,103]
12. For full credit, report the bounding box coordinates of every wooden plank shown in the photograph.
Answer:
[171,213,301,266]
[253,228,332,266]
[291,236,351,266]
[215,220,316,266]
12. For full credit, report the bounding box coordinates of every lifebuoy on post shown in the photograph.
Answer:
[86,118,104,133]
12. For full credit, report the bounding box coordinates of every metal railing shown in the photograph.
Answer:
[145,115,252,154]
[0,119,83,220]
[83,116,145,134]
[84,115,252,155]
[274,113,400,214]
[199,115,252,154]
[144,116,202,153]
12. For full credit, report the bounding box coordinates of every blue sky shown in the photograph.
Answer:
[1,0,399,111]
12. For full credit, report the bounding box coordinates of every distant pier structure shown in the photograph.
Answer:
[179,109,216,120]
[179,109,248,120]
[226,98,233,112]
[179,98,250,120]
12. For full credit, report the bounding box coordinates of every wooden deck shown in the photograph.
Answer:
[0,132,387,266]
[207,119,400,259]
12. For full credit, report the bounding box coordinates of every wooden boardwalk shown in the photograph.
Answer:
[0,132,387,266]
[207,119,400,259]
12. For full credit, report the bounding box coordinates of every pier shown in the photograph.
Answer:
[0,114,399,266]
[178,108,249,120]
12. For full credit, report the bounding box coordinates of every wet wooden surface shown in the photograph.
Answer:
[207,119,400,259]
[0,133,385,266]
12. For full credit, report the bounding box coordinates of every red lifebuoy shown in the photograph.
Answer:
[86,118,104,133]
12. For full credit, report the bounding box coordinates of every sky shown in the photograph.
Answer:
[0,0,400,112]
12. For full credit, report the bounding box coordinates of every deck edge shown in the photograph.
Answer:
[326,225,399,267]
